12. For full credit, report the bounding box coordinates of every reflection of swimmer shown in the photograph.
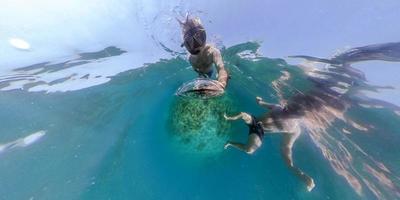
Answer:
[289,42,400,66]
[178,15,229,89]
[224,96,315,192]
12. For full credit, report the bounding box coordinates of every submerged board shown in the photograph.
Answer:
[176,78,225,98]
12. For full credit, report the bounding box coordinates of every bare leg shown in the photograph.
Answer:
[225,134,261,155]
[281,131,315,192]
[225,142,252,153]
[256,97,282,110]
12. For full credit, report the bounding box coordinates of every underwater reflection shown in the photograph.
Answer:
[246,42,400,198]
[0,46,126,92]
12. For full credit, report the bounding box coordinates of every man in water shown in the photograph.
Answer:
[224,96,315,192]
[178,15,229,89]
[223,111,264,154]
[223,97,283,154]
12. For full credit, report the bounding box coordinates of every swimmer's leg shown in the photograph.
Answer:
[281,130,315,192]
[224,142,251,153]
[256,97,282,110]
[225,134,261,155]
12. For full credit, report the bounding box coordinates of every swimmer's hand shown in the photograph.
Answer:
[216,80,226,89]
[224,142,231,149]
[223,113,229,120]
[256,96,263,103]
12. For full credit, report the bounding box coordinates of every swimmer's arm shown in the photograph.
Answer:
[224,112,245,121]
[224,112,252,123]
[213,48,228,88]
[188,56,199,72]
[256,97,281,110]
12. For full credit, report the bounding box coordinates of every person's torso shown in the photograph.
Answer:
[189,45,215,73]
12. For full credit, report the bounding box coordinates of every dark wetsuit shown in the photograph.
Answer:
[247,116,265,140]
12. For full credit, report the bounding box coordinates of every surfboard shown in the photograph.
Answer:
[176,78,225,98]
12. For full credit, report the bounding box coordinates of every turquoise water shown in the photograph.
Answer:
[1,42,399,199]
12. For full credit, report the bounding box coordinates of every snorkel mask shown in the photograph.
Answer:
[179,16,207,55]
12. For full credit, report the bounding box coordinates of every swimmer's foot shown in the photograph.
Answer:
[306,177,315,192]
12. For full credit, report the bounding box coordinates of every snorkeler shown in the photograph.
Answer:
[178,15,229,89]
[224,96,315,192]
[223,97,285,154]
[223,112,264,154]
